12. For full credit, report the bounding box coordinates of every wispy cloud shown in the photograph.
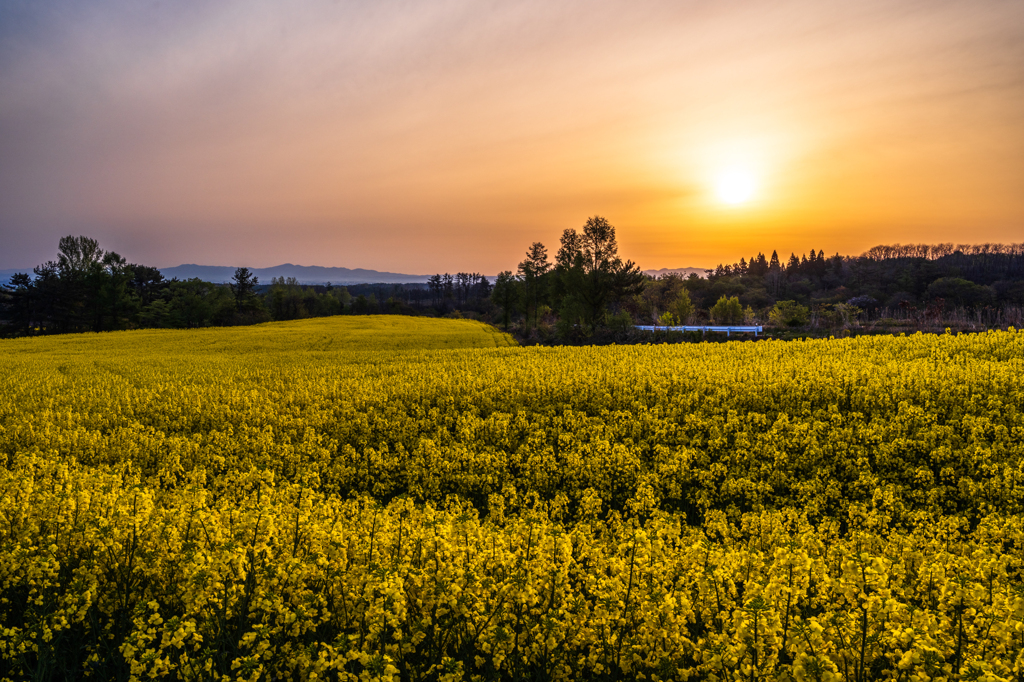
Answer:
[1,0,1022,271]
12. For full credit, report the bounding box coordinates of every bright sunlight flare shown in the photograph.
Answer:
[714,168,757,205]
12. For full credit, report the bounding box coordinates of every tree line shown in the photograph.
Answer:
[0,236,503,337]
[0,237,355,336]
[3,229,1023,339]
[486,231,1024,341]
[682,241,1024,323]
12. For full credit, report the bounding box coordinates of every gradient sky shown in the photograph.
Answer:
[1,0,1022,273]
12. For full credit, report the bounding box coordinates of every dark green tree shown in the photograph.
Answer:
[442,274,455,309]
[231,267,259,310]
[0,273,34,336]
[229,267,270,324]
[427,274,444,308]
[786,253,801,273]
[927,277,995,309]
[19,236,138,333]
[130,265,167,307]
[268,276,309,320]
[554,216,644,329]
[492,271,519,331]
[167,279,236,328]
[53,235,105,331]
[769,300,810,327]
[709,295,744,324]
[95,251,137,331]
[517,241,551,329]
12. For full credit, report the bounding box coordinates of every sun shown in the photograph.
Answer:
[714,168,757,206]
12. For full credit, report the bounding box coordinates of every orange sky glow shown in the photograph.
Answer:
[1,0,1022,274]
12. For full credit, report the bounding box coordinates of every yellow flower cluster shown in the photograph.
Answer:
[1,318,1022,680]
[1,464,1022,681]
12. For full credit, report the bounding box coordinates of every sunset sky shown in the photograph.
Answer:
[1,0,1022,274]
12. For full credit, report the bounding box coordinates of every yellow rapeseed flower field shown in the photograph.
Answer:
[1,317,1023,681]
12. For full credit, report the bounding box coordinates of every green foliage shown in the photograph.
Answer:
[1,237,365,337]
[709,295,743,324]
[554,216,645,330]
[816,302,861,329]
[672,288,694,323]
[268,276,308,320]
[632,273,693,325]
[230,266,259,309]
[491,271,519,330]
[927,276,996,308]
[553,296,590,341]
[689,243,1024,321]
[351,293,376,314]
[266,276,346,321]
[769,299,810,327]
[517,242,551,329]
[607,309,634,332]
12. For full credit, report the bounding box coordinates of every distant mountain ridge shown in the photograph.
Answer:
[2,264,709,287]
[159,263,432,285]
[643,267,707,278]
